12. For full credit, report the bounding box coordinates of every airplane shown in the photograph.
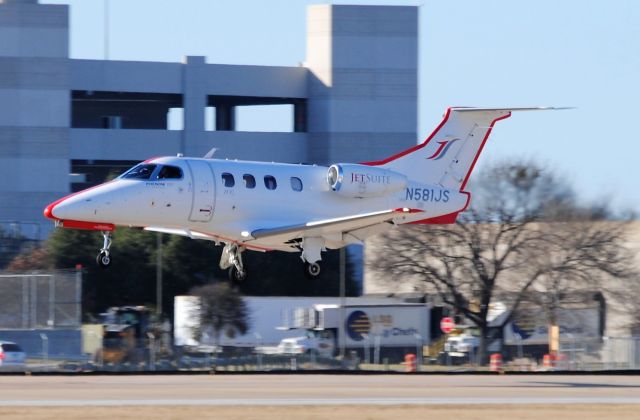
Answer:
[43,107,558,282]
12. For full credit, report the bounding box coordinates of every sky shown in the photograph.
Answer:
[41,0,640,213]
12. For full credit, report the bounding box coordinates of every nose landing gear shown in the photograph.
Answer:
[96,231,112,268]
[220,243,247,283]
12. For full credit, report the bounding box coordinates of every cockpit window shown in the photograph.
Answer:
[122,164,157,180]
[157,165,183,179]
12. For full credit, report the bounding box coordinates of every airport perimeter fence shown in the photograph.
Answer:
[0,270,82,330]
[4,336,640,373]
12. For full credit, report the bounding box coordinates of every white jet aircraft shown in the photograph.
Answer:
[44,107,555,281]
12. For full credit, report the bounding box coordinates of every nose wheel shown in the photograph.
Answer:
[96,231,112,268]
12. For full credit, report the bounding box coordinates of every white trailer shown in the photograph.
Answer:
[277,303,430,361]
[174,295,416,349]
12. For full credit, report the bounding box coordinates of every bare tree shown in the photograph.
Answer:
[190,282,250,348]
[369,160,635,363]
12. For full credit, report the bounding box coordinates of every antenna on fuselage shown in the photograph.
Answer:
[203,148,218,159]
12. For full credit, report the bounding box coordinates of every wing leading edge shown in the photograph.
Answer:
[249,208,420,244]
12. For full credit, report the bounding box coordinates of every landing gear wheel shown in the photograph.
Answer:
[96,231,113,268]
[304,262,321,279]
[228,265,247,283]
[96,251,111,268]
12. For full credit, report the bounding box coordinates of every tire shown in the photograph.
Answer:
[303,262,321,279]
[96,251,111,268]
[228,266,247,283]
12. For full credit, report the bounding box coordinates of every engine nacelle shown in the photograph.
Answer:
[326,164,407,198]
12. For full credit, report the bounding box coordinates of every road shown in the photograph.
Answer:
[1,374,639,419]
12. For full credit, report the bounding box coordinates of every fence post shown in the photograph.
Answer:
[39,333,48,364]
[49,274,56,327]
[75,267,82,326]
[22,277,29,329]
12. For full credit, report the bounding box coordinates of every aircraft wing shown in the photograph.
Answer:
[249,208,418,243]
[143,226,218,241]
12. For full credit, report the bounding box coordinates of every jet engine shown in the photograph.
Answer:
[326,164,407,198]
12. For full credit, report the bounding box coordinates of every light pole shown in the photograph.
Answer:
[339,247,346,360]
[156,232,163,316]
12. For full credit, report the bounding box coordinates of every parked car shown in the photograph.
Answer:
[0,341,26,369]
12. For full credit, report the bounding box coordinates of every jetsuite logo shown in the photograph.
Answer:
[426,138,459,160]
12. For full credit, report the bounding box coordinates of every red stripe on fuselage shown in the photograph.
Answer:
[62,220,115,231]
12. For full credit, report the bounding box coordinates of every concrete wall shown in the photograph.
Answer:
[70,129,308,163]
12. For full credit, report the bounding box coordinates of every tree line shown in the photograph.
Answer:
[7,228,358,318]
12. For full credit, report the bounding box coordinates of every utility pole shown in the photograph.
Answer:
[156,232,163,316]
[339,247,346,359]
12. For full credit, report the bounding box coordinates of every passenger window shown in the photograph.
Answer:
[221,173,235,188]
[122,164,156,180]
[157,165,183,179]
[243,174,256,189]
[264,175,277,190]
[290,177,303,192]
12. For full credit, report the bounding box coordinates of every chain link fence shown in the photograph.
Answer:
[0,270,81,329]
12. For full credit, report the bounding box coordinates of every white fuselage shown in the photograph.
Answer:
[47,156,467,252]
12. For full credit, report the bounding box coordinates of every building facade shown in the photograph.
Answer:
[0,0,418,237]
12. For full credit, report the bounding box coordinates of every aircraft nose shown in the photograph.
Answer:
[43,184,114,221]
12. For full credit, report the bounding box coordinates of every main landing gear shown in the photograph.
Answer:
[220,243,247,283]
[303,261,321,279]
[96,231,112,268]
[301,237,323,279]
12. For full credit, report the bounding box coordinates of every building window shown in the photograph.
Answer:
[243,174,256,189]
[101,115,122,129]
[264,175,277,190]
[222,173,235,188]
[290,177,303,192]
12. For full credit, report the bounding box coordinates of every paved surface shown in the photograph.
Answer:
[0,374,639,406]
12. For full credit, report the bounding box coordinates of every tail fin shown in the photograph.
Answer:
[365,107,557,191]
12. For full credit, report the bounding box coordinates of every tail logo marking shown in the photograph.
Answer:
[426,138,459,160]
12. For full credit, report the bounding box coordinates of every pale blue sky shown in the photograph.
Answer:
[42,0,640,212]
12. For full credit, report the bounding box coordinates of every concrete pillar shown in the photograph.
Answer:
[305,5,418,164]
[0,0,70,235]
[181,55,207,156]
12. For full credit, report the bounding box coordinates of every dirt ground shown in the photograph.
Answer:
[2,405,640,420]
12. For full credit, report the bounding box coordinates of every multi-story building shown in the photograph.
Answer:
[0,0,418,237]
